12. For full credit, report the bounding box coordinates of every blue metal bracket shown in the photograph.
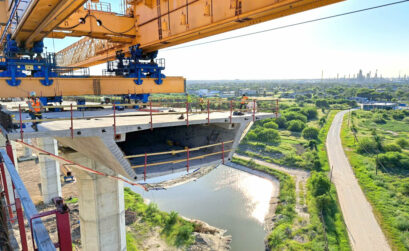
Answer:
[106,44,166,85]
[1,36,88,87]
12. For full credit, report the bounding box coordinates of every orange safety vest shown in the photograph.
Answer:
[30,98,41,113]
[241,96,248,104]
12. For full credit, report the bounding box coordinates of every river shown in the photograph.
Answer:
[132,164,278,251]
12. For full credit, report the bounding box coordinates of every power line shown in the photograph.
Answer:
[163,0,409,51]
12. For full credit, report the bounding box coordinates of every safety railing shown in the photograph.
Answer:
[11,99,279,140]
[125,140,234,181]
[0,142,71,251]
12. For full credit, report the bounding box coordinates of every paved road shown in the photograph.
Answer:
[327,111,390,251]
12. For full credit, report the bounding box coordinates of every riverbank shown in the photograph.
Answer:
[124,187,231,251]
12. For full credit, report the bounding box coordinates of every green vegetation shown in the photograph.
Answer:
[124,188,195,249]
[302,127,319,140]
[126,232,139,251]
[341,109,409,250]
[238,106,350,250]
[66,197,78,204]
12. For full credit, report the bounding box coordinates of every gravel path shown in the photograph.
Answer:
[327,110,390,251]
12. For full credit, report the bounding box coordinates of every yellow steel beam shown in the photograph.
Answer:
[12,0,88,47]
[55,7,136,40]
[0,76,185,98]
[56,0,344,67]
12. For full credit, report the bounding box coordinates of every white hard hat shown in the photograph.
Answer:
[30,91,36,97]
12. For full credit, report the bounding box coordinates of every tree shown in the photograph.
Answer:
[284,111,307,123]
[264,121,279,129]
[301,107,318,120]
[287,120,306,132]
[302,127,319,140]
[311,173,331,196]
[315,99,329,108]
[396,138,409,149]
[357,138,378,154]
[275,117,287,129]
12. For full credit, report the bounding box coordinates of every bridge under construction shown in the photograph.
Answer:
[0,0,343,250]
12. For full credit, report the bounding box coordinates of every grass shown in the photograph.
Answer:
[341,110,409,250]
[124,187,195,249]
[126,232,139,251]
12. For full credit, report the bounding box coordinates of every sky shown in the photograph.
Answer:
[44,0,409,80]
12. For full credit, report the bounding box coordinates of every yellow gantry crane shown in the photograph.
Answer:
[0,0,344,98]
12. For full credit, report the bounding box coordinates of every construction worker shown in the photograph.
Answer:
[27,91,43,131]
[240,94,248,110]
[199,95,206,111]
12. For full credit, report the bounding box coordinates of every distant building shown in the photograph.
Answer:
[220,91,235,98]
[239,89,257,96]
[193,89,220,97]
[362,102,398,111]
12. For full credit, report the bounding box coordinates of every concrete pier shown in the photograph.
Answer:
[65,152,126,251]
[35,137,62,203]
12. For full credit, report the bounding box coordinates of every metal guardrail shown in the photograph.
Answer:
[11,99,279,141]
[0,147,56,251]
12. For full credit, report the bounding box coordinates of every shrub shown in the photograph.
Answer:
[377,152,409,169]
[392,112,405,121]
[319,117,326,127]
[176,224,194,246]
[357,138,378,154]
[373,114,386,124]
[302,127,319,140]
[315,99,330,108]
[284,112,308,123]
[248,128,281,144]
[383,143,402,153]
[282,153,302,167]
[404,117,409,123]
[287,120,306,132]
[316,194,332,212]
[402,182,409,196]
[395,214,409,231]
[264,121,279,129]
[396,138,409,149]
[311,172,331,196]
[275,117,287,129]
[301,107,318,120]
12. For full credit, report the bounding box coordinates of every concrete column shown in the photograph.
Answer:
[17,138,36,162]
[66,152,126,251]
[36,138,62,203]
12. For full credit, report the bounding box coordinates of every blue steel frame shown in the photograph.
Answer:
[107,44,165,85]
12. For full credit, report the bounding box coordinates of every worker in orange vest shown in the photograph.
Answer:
[199,96,206,111]
[27,91,43,131]
[239,94,248,110]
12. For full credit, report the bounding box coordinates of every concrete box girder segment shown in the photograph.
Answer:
[57,136,134,179]
[0,76,185,98]
[5,110,277,181]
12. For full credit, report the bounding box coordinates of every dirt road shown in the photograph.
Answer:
[327,110,390,251]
